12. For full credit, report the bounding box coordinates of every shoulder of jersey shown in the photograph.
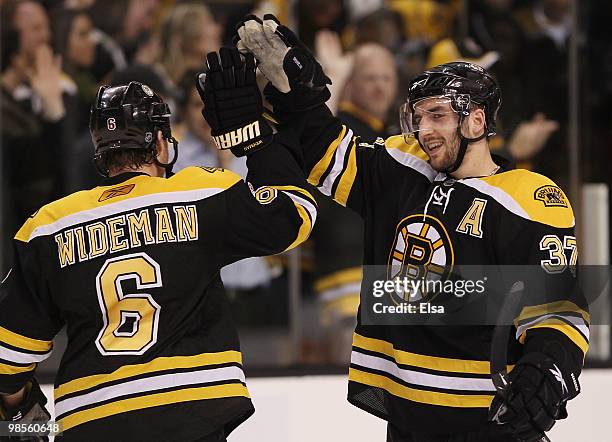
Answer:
[171,166,242,189]
[464,169,574,229]
[382,135,437,181]
[14,167,242,243]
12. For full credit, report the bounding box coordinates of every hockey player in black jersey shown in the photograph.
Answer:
[0,48,317,441]
[235,16,588,442]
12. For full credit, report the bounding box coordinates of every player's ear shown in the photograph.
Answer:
[155,130,169,161]
[468,107,486,138]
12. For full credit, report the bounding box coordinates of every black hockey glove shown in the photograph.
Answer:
[489,352,580,441]
[0,379,51,441]
[234,14,331,115]
[196,47,273,157]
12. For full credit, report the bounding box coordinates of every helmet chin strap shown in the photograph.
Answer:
[444,115,487,174]
[154,136,179,177]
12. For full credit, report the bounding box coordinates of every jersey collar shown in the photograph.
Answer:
[101,172,149,186]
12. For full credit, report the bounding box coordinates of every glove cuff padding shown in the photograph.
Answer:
[264,81,331,117]
[516,351,580,403]
[211,117,274,157]
[523,327,584,382]
[0,378,50,422]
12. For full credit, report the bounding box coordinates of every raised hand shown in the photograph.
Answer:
[234,14,331,114]
[27,44,65,122]
[196,47,273,157]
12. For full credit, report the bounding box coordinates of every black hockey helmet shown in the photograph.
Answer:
[400,62,501,173]
[90,81,178,176]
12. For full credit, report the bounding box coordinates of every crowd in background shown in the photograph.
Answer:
[1,0,611,367]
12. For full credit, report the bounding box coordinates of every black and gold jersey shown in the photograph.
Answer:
[0,143,317,441]
[288,105,588,433]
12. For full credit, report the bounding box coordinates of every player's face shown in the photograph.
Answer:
[412,97,461,171]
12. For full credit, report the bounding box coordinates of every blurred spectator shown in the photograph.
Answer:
[50,7,97,129]
[173,69,237,173]
[0,0,75,267]
[340,43,398,140]
[296,0,347,50]
[157,3,222,86]
[87,27,128,83]
[515,0,572,183]
[89,0,159,62]
[351,7,405,53]
[343,0,384,22]
[315,30,354,114]
[389,0,459,45]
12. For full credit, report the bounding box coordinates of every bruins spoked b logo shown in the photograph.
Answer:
[387,214,454,303]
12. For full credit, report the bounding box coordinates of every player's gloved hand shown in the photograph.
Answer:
[196,47,273,157]
[0,379,51,441]
[234,14,331,114]
[489,352,579,441]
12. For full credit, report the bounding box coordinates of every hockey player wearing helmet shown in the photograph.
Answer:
[236,16,588,442]
[400,62,501,175]
[0,49,318,441]
[89,81,179,178]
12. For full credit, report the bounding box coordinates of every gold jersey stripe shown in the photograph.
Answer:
[15,167,241,242]
[334,139,358,207]
[59,383,250,432]
[353,334,512,375]
[0,326,52,353]
[0,361,36,375]
[315,267,363,292]
[308,126,348,186]
[349,368,493,408]
[518,319,589,356]
[283,202,313,252]
[515,300,590,325]
[55,350,243,399]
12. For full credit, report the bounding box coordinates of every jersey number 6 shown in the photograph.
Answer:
[95,252,162,356]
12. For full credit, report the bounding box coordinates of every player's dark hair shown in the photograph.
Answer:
[97,147,157,176]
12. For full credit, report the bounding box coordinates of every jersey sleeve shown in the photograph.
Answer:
[218,136,318,265]
[495,174,588,374]
[282,104,436,216]
[0,240,63,394]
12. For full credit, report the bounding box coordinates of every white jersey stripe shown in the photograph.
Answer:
[385,148,438,182]
[54,365,246,418]
[460,179,530,221]
[281,192,318,228]
[516,313,589,341]
[351,350,496,392]
[26,188,226,241]
[0,343,52,364]
[319,129,354,196]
